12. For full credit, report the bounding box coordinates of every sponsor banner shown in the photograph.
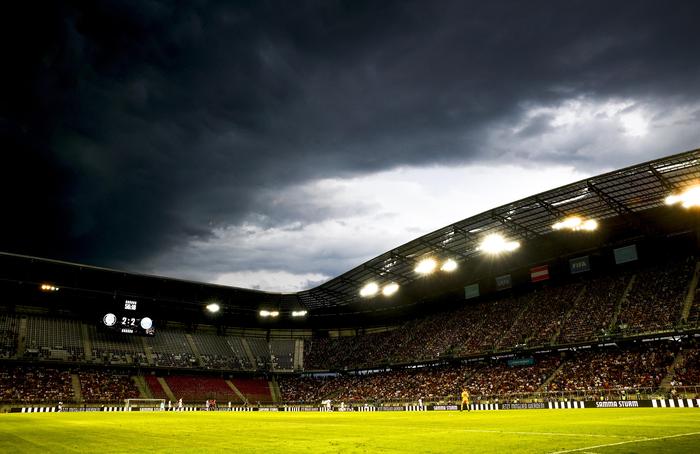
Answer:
[614,244,638,264]
[464,283,480,300]
[569,255,590,274]
[586,400,646,408]
[501,402,547,410]
[431,405,459,411]
[376,406,405,411]
[530,265,550,282]
[285,407,320,412]
[496,274,512,290]
[257,407,280,412]
[507,357,534,367]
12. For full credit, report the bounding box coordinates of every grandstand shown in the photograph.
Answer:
[2,149,700,411]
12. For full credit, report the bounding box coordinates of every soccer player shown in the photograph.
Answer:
[460,388,470,412]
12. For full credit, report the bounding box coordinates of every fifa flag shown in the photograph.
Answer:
[569,255,590,274]
[495,274,512,290]
[530,265,550,282]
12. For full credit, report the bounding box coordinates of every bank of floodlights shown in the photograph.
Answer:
[382,282,400,296]
[205,303,220,313]
[291,310,308,317]
[552,216,598,232]
[477,233,520,255]
[259,310,279,317]
[360,281,401,298]
[665,185,700,208]
[359,282,380,297]
[40,283,59,292]
[414,258,437,274]
[440,258,458,272]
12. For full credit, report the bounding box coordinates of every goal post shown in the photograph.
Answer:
[124,398,166,410]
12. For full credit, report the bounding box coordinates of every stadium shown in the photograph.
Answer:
[3,149,700,452]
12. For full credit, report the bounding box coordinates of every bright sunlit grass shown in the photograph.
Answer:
[1,408,700,453]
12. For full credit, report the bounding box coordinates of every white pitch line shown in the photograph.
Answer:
[460,429,614,438]
[548,431,700,454]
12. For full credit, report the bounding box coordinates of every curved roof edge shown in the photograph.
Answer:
[299,147,700,309]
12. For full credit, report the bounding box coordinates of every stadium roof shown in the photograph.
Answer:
[297,148,700,310]
[1,148,699,323]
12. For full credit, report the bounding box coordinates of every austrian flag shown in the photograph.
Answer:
[530,265,549,282]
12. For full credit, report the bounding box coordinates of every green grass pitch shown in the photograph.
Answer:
[2,408,700,453]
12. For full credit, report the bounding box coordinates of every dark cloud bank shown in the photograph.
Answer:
[1,0,700,274]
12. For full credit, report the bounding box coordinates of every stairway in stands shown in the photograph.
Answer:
[71,374,83,402]
[659,349,687,391]
[550,286,587,344]
[681,260,700,322]
[537,358,566,392]
[225,380,248,403]
[608,274,637,331]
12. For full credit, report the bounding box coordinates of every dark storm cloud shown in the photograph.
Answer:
[2,0,700,269]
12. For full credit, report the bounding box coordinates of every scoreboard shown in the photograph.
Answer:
[102,299,155,336]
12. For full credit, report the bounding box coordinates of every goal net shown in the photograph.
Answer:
[124,398,166,410]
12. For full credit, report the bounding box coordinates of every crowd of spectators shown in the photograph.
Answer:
[500,284,583,348]
[617,259,695,334]
[281,357,560,404]
[200,354,246,370]
[547,343,676,393]
[79,370,140,403]
[152,352,196,368]
[0,365,73,403]
[673,347,700,386]
[558,274,629,343]
[467,356,561,397]
[279,365,471,403]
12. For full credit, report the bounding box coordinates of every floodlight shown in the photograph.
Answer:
[359,282,379,297]
[292,310,308,317]
[665,186,700,208]
[415,258,437,274]
[382,282,400,296]
[270,311,279,317]
[206,303,220,313]
[40,284,59,292]
[259,310,271,317]
[478,234,520,254]
[441,259,458,272]
[581,219,598,231]
[552,216,598,232]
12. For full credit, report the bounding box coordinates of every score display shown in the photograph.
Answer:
[102,299,155,336]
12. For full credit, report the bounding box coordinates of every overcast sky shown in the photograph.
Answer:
[2,0,700,291]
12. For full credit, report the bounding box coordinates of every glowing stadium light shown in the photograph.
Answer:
[206,303,220,313]
[552,216,599,232]
[382,282,400,296]
[291,310,308,317]
[359,282,379,297]
[40,284,59,292]
[259,310,280,317]
[414,258,437,274]
[440,259,458,272]
[665,186,700,208]
[477,234,520,255]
